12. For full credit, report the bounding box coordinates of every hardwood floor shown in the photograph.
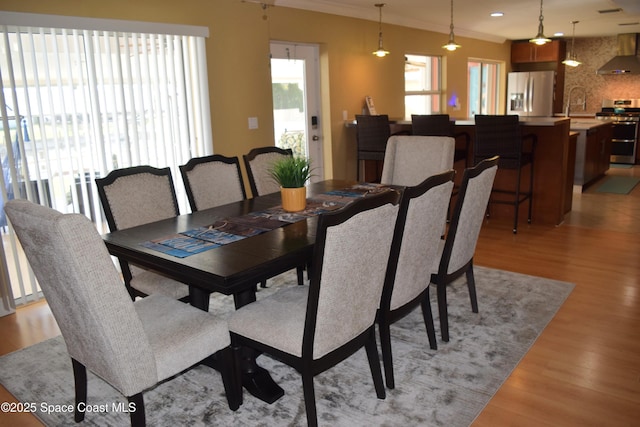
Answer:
[1,167,639,426]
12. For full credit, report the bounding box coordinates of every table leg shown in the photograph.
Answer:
[189,286,210,311]
[233,287,285,404]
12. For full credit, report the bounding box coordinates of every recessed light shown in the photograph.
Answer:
[490,12,504,17]
[554,32,564,37]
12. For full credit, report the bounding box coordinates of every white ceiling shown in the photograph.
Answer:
[269,0,640,43]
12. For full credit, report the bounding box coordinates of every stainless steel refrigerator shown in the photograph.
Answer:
[507,70,555,117]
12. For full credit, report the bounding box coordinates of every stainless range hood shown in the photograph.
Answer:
[597,33,640,75]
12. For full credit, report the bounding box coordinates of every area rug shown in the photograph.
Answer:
[594,175,640,194]
[0,266,574,427]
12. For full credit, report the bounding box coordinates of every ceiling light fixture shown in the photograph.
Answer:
[562,21,582,67]
[372,3,390,57]
[442,0,461,51]
[529,0,551,45]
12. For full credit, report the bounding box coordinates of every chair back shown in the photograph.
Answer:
[243,146,293,197]
[180,155,246,212]
[4,199,157,395]
[303,190,400,359]
[380,135,455,186]
[383,170,455,311]
[438,157,498,276]
[411,114,453,137]
[95,165,179,231]
[474,115,523,163]
[355,115,391,153]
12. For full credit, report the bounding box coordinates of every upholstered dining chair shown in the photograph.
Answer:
[242,146,293,198]
[4,199,241,427]
[473,115,536,234]
[228,190,401,427]
[430,156,499,342]
[377,170,455,389]
[95,166,190,301]
[180,154,247,212]
[411,114,471,167]
[380,135,455,186]
[243,146,304,288]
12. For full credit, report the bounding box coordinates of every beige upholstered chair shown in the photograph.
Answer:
[430,156,499,342]
[242,146,293,198]
[380,135,455,186]
[377,170,455,389]
[228,190,401,427]
[180,154,246,212]
[95,166,190,301]
[4,199,241,426]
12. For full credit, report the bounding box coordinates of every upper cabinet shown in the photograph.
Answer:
[511,40,566,63]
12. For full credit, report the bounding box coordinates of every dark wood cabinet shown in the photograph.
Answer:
[575,123,613,187]
[511,40,564,63]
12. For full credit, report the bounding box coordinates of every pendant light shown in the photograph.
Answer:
[372,3,390,57]
[529,0,551,45]
[442,0,461,51]
[562,21,582,67]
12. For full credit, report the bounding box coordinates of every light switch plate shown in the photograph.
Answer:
[248,117,259,129]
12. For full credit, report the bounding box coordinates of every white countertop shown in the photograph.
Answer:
[453,117,570,127]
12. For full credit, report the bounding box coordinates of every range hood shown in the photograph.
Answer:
[597,33,640,75]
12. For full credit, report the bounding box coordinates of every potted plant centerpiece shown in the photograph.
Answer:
[269,156,313,212]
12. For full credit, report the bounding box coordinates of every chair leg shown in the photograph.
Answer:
[364,329,386,399]
[436,281,450,342]
[420,287,438,350]
[127,393,145,427]
[217,346,242,411]
[378,317,395,389]
[302,372,318,427]
[296,265,304,286]
[260,280,267,288]
[71,358,87,423]
[514,166,522,234]
[466,266,478,313]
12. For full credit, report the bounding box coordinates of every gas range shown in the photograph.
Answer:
[597,99,640,164]
[596,99,640,123]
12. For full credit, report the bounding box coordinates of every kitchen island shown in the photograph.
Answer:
[454,117,573,227]
[569,119,613,189]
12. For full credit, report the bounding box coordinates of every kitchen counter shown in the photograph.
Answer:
[454,118,573,226]
[454,117,569,127]
[569,118,613,130]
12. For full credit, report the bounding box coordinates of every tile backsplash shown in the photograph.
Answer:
[563,36,640,114]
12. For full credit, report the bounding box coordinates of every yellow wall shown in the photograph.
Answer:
[1,0,511,180]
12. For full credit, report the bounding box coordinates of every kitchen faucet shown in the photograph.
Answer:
[565,86,587,117]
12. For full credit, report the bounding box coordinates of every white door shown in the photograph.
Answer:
[270,42,323,182]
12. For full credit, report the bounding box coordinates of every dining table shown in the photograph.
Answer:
[102,179,377,404]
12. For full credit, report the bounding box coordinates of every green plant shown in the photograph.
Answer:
[268,156,313,188]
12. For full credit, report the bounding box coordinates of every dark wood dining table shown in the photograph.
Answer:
[102,179,356,404]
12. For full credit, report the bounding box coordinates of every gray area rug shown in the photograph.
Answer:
[0,266,574,426]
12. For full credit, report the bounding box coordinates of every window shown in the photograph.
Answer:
[404,54,442,119]
[467,59,501,116]
[0,14,211,305]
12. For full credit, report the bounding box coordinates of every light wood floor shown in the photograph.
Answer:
[1,167,639,426]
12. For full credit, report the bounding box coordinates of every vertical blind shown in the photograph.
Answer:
[0,17,212,307]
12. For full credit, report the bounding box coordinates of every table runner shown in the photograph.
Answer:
[141,183,390,258]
